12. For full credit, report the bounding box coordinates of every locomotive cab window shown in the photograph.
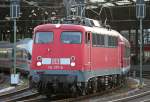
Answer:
[61,32,81,44]
[35,32,53,44]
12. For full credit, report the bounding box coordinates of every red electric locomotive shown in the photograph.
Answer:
[30,18,130,97]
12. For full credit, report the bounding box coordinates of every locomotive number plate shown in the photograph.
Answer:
[42,58,51,64]
[60,58,70,65]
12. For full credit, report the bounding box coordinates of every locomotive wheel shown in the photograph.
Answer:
[107,76,111,89]
[81,88,88,96]
[97,77,104,92]
[109,75,114,89]
[122,75,127,86]
[117,74,121,86]
[87,80,93,94]
[114,75,118,87]
[77,83,88,96]
[92,78,98,93]
[87,78,98,94]
[70,85,78,97]
[112,75,117,88]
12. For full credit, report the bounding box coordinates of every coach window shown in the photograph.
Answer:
[61,32,81,44]
[0,49,4,58]
[0,49,8,58]
[16,50,22,59]
[8,50,12,58]
[35,32,53,44]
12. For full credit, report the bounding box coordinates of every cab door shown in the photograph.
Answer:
[85,32,92,71]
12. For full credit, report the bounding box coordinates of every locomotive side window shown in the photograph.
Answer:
[97,34,105,46]
[92,33,97,46]
[92,33,105,47]
[108,36,118,47]
[61,32,81,44]
[35,32,53,44]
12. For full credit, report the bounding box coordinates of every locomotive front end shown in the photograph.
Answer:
[30,24,86,96]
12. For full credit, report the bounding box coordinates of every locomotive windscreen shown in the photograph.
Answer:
[61,32,82,44]
[35,32,53,44]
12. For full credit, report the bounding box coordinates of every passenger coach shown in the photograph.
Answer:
[0,39,32,74]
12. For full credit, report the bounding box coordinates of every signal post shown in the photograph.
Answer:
[10,0,20,85]
[136,0,146,88]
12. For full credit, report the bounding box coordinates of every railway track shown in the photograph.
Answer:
[131,71,150,79]
[21,84,123,102]
[1,76,146,102]
[100,76,150,102]
[52,77,150,102]
[109,90,150,102]
[18,77,138,102]
[0,87,39,102]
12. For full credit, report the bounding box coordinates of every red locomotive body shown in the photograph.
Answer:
[30,19,130,97]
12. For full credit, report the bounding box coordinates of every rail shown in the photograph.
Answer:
[0,86,39,102]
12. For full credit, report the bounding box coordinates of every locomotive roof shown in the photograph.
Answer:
[35,23,119,36]
[34,23,130,46]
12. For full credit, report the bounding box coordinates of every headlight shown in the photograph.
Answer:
[37,62,42,66]
[70,62,75,67]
